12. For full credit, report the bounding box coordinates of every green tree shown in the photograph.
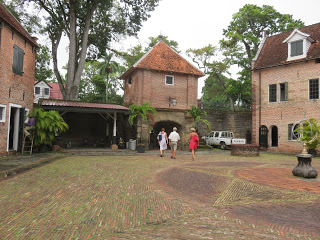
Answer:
[32,108,69,147]
[78,60,124,104]
[1,0,41,33]
[35,44,54,82]
[20,0,159,100]
[122,35,180,67]
[128,103,156,143]
[187,45,244,111]
[220,4,304,80]
[98,53,120,102]
[185,105,211,131]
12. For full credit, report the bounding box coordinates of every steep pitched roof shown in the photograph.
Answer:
[0,2,37,46]
[120,41,205,79]
[253,22,320,70]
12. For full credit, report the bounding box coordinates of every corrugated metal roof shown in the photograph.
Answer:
[40,99,129,111]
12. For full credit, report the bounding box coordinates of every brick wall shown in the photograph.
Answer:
[124,69,198,110]
[0,22,36,154]
[197,110,252,139]
[252,60,320,154]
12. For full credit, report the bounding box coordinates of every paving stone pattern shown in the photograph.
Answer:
[0,151,320,239]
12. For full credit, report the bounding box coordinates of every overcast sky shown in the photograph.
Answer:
[116,0,320,97]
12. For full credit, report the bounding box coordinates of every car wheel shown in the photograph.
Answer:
[220,142,226,150]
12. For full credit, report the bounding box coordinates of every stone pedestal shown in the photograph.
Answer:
[292,154,318,178]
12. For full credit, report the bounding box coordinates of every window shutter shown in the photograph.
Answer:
[288,124,292,140]
[13,46,19,74]
[18,48,24,75]
[284,82,288,101]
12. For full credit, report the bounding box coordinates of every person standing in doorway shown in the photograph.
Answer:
[188,127,199,161]
[168,127,180,159]
[158,128,168,157]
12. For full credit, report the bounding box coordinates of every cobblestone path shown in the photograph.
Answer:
[0,152,319,239]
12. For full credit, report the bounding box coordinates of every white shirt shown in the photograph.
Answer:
[168,131,180,142]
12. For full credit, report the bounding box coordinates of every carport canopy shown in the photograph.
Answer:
[39,99,129,140]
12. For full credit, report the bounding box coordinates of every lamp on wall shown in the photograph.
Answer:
[169,96,177,107]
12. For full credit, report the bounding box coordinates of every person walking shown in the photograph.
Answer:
[188,127,199,161]
[168,127,180,159]
[158,128,168,157]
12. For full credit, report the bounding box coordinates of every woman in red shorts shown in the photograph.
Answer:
[188,128,199,161]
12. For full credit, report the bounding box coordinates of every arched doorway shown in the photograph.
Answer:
[271,126,278,147]
[259,125,268,148]
[152,121,182,149]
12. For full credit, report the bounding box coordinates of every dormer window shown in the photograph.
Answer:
[290,40,303,57]
[283,29,314,61]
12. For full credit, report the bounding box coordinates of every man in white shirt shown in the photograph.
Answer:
[168,127,180,159]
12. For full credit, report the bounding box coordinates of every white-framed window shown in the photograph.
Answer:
[309,78,319,100]
[269,84,277,102]
[279,82,288,102]
[165,75,174,85]
[0,104,7,122]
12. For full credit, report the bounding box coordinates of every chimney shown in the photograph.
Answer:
[263,30,269,38]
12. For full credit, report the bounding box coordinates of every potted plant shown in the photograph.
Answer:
[128,102,156,153]
[32,108,69,152]
[298,118,320,157]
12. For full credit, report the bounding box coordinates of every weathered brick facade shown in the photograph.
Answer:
[121,41,204,148]
[124,70,198,110]
[0,3,37,155]
[252,23,320,154]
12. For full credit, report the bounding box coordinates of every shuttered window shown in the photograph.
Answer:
[12,45,24,75]
[290,40,303,57]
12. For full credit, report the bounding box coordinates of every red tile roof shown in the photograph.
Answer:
[253,23,320,70]
[0,2,37,46]
[40,99,129,111]
[48,83,64,100]
[120,41,205,79]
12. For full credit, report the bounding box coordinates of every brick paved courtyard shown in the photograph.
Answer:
[0,150,320,239]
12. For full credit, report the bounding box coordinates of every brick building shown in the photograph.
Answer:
[252,23,320,153]
[0,3,37,155]
[120,41,205,148]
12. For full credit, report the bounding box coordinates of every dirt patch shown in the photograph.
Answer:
[156,167,231,204]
